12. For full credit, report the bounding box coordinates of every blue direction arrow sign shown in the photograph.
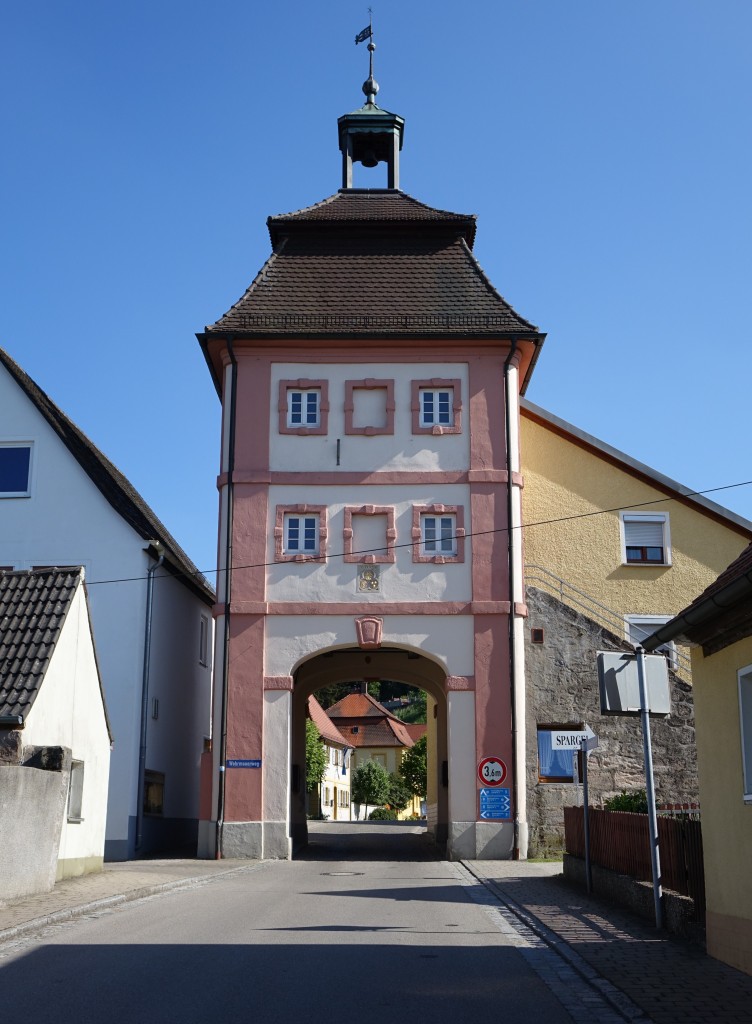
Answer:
[480,788,511,821]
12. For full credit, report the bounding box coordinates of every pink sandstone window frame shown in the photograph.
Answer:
[274,504,328,562]
[344,379,395,436]
[343,505,397,564]
[278,379,330,436]
[411,378,462,435]
[412,504,465,564]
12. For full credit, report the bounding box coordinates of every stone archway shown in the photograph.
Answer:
[290,645,449,853]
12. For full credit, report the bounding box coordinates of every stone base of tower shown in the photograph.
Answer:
[198,821,292,860]
[447,821,519,860]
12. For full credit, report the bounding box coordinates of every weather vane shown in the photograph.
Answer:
[355,9,378,104]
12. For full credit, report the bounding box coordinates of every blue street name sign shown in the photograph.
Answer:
[227,759,262,769]
[480,787,511,820]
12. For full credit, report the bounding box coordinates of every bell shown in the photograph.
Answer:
[361,149,378,168]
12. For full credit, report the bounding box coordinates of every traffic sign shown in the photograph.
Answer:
[480,788,511,820]
[478,756,507,787]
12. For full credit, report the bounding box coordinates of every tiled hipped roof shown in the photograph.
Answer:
[326,691,416,748]
[0,349,214,606]
[206,190,539,337]
[307,694,349,747]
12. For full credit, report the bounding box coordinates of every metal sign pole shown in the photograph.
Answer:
[636,646,663,929]
[581,736,592,894]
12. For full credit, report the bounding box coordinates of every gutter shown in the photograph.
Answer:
[136,540,164,852]
[504,341,525,859]
[216,338,237,857]
[643,566,752,652]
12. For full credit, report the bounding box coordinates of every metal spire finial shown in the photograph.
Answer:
[355,9,379,104]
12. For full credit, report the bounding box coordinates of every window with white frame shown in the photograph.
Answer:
[0,443,32,497]
[278,379,329,435]
[739,666,752,803]
[620,512,670,565]
[67,760,85,822]
[420,389,452,427]
[626,616,677,668]
[288,389,320,428]
[199,614,210,667]
[411,378,461,434]
[274,504,327,561]
[412,504,465,563]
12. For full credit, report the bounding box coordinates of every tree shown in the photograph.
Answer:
[399,735,427,798]
[305,719,328,795]
[387,772,412,814]
[351,759,390,819]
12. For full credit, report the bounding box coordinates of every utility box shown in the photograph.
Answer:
[597,652,671,716]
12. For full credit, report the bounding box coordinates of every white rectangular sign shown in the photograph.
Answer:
[551,731,587,750]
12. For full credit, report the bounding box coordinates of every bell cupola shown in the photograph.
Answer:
[337,26,405,189]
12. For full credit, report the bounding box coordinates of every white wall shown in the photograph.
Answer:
[24,581,110,869]
[269,362,470,473]
[0,367,213,856]
[267,484,472,604]
[264,615,475,679]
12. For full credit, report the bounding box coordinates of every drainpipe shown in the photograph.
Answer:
[136,540,164,852]
[216,337,237,857]
[503,342,526,859]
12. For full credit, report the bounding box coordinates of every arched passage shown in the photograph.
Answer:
[290,645,449,854]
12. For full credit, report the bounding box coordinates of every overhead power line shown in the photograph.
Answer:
[75,476,752,589]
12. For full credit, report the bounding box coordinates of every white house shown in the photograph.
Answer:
[0,568,111,892]
[0,348,215,859]
[306,695,351,820]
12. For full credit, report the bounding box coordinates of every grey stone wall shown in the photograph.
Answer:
[525,587,697,858]
[0,733,71,900]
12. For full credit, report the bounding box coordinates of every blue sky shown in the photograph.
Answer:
[2,1,751,581]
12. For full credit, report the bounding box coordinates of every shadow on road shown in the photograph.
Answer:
[296,821,442,862]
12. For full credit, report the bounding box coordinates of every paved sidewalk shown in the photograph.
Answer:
[464,861,752,1024]
[0,858,258,942]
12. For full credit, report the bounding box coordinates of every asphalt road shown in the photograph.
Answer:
[0,826,584,1024]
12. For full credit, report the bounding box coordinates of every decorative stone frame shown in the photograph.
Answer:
[344,379,395,436]
[411,378,462,435]
[343,505,397,564]
[412,504,465,564]
[278,379,330,436]
[274,504,328,562]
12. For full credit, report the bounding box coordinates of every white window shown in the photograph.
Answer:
[626,616,677,668]
[620,513,671,566]
[419,388,453,428]
[287,389,320,428]
[284,513,319,555]
[67,760,85,822]
[739,666,752,803]
[421,513,457,557]
[199,614,210,667]
[0,443,32,497]
[537,728,580,783]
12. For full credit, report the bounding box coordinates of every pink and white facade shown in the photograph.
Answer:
[197,86,544,859]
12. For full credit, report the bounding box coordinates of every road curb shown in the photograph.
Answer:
[460,861,650,1023]
[0,863,261,946]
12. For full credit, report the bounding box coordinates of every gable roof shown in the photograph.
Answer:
[307,694,349,748]
[0,568,112,739]
[326,690,415,748]
[201,189,541,342]
[643,541,752,655]
[0,348,214,606]
[521,397,752,538]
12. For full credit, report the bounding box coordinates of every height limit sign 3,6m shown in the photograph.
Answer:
[478,756,507,787]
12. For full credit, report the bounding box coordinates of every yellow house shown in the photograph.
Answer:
[326,689,423,820]
[306,695,351,821]
[521,398,752,669]
[644,543,752,975]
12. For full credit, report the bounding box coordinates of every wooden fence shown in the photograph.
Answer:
[564,807,705,922]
